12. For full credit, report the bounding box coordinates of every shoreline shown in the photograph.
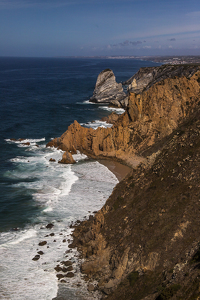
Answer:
[98,158,132,181]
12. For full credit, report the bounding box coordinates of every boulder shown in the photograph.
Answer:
[89,69,126,107]
[58,151,76,164]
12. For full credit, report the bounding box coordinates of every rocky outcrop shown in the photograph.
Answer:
[47,70,200,167]
[100,112,121,124]
[123,64,200,94]
[72,99,200,300]
[89,69,127,107]
[58,151,75,164]
[47,65,200,298]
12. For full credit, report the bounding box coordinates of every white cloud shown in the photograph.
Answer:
[186,11,200,18]
[143,45,151,49]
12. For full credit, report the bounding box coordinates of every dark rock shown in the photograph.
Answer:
[38,241,47,246]
[54,265,63,272]
[61,260,72,267]
[64,272,74,278]
[56,274,64,280]
[49,158,56,162]
[63,239,66,243]
[37,251,44,255]
[32,255,40,261]
[46,223,54,229]
[22,142,30,146]
[49,233,55,236]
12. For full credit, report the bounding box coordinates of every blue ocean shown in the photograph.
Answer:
[0,57,158,299]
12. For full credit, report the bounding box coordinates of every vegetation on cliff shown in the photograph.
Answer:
[47,65,200,299]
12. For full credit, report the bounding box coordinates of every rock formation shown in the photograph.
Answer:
[47,65,200,299]
[47,69,200,167]
[72,107,200,299]
[58,151,75,164]
[89,69,128,107]
[123,64,200,94]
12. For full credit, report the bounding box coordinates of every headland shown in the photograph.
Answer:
[48,62,200,299]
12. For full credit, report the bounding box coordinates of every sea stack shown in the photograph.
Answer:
[89,69,128,107]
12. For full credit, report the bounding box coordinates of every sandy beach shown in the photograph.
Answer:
[98,159,132,181]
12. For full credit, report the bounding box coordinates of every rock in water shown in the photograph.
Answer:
[89,69,127,107]
[58,151,76,164]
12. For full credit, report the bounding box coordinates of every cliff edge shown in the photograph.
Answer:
[47,65,200,299]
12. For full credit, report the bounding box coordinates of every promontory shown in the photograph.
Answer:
[47,64,200,300]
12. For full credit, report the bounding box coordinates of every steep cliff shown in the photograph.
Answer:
[89,68,128,107]
[72,107,200,299]
[47,65,200,299]
[123,64,200,94]
[47,70,200,167]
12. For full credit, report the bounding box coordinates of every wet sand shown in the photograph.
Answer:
[98,159,132,181]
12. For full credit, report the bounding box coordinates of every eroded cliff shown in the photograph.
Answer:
[47,70,200,167]
[47,65,200,299]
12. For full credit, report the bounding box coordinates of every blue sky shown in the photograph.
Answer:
[0,0,200,57]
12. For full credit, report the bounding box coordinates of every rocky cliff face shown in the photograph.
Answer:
[47,65,200,299]
[72,107,200,299]
[124,64,200,94]
[89,68,128,107]
[47,70,200,167]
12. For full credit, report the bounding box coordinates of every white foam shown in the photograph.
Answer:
[81,120,113,130]
[99,106,125,114]
[80,100,96,104]
[72,151,87,162]
[5,138,45,143]
[7,229,37,245]
[1,138,118,299]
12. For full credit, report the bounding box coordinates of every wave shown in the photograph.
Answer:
[81,120,113,130]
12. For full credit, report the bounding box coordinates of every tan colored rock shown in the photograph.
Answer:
[58,151,75,164]
[47,71,200,169]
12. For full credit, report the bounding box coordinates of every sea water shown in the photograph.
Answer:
[0,57,159,299]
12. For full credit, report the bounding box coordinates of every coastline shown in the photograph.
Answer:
[98,159,132,181]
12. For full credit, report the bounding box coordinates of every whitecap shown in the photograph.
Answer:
[99,106,125,114]
[81,120,113,130]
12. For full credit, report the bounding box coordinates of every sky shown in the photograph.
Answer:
[0,0,200,57]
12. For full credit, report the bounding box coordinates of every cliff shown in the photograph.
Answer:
[123,64,200,94]
[72,107,200,299]
[47,69,200,167]
[47,65,200,299]
[89,68,128,107]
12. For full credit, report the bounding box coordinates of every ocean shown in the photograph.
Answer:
[0,57,159,299]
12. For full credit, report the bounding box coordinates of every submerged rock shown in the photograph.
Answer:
[89,69,127,107]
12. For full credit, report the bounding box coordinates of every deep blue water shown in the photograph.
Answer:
[0,57,161,300]
[0,57,158,232]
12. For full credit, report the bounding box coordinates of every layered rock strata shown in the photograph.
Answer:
[89,69,128,107]
[124,64,200,94]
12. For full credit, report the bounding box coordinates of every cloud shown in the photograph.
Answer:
[143,45,151,49]
[0,0,78,9]
[112,40,143,47]
[168,38,176,41]
[186,11,200,18]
